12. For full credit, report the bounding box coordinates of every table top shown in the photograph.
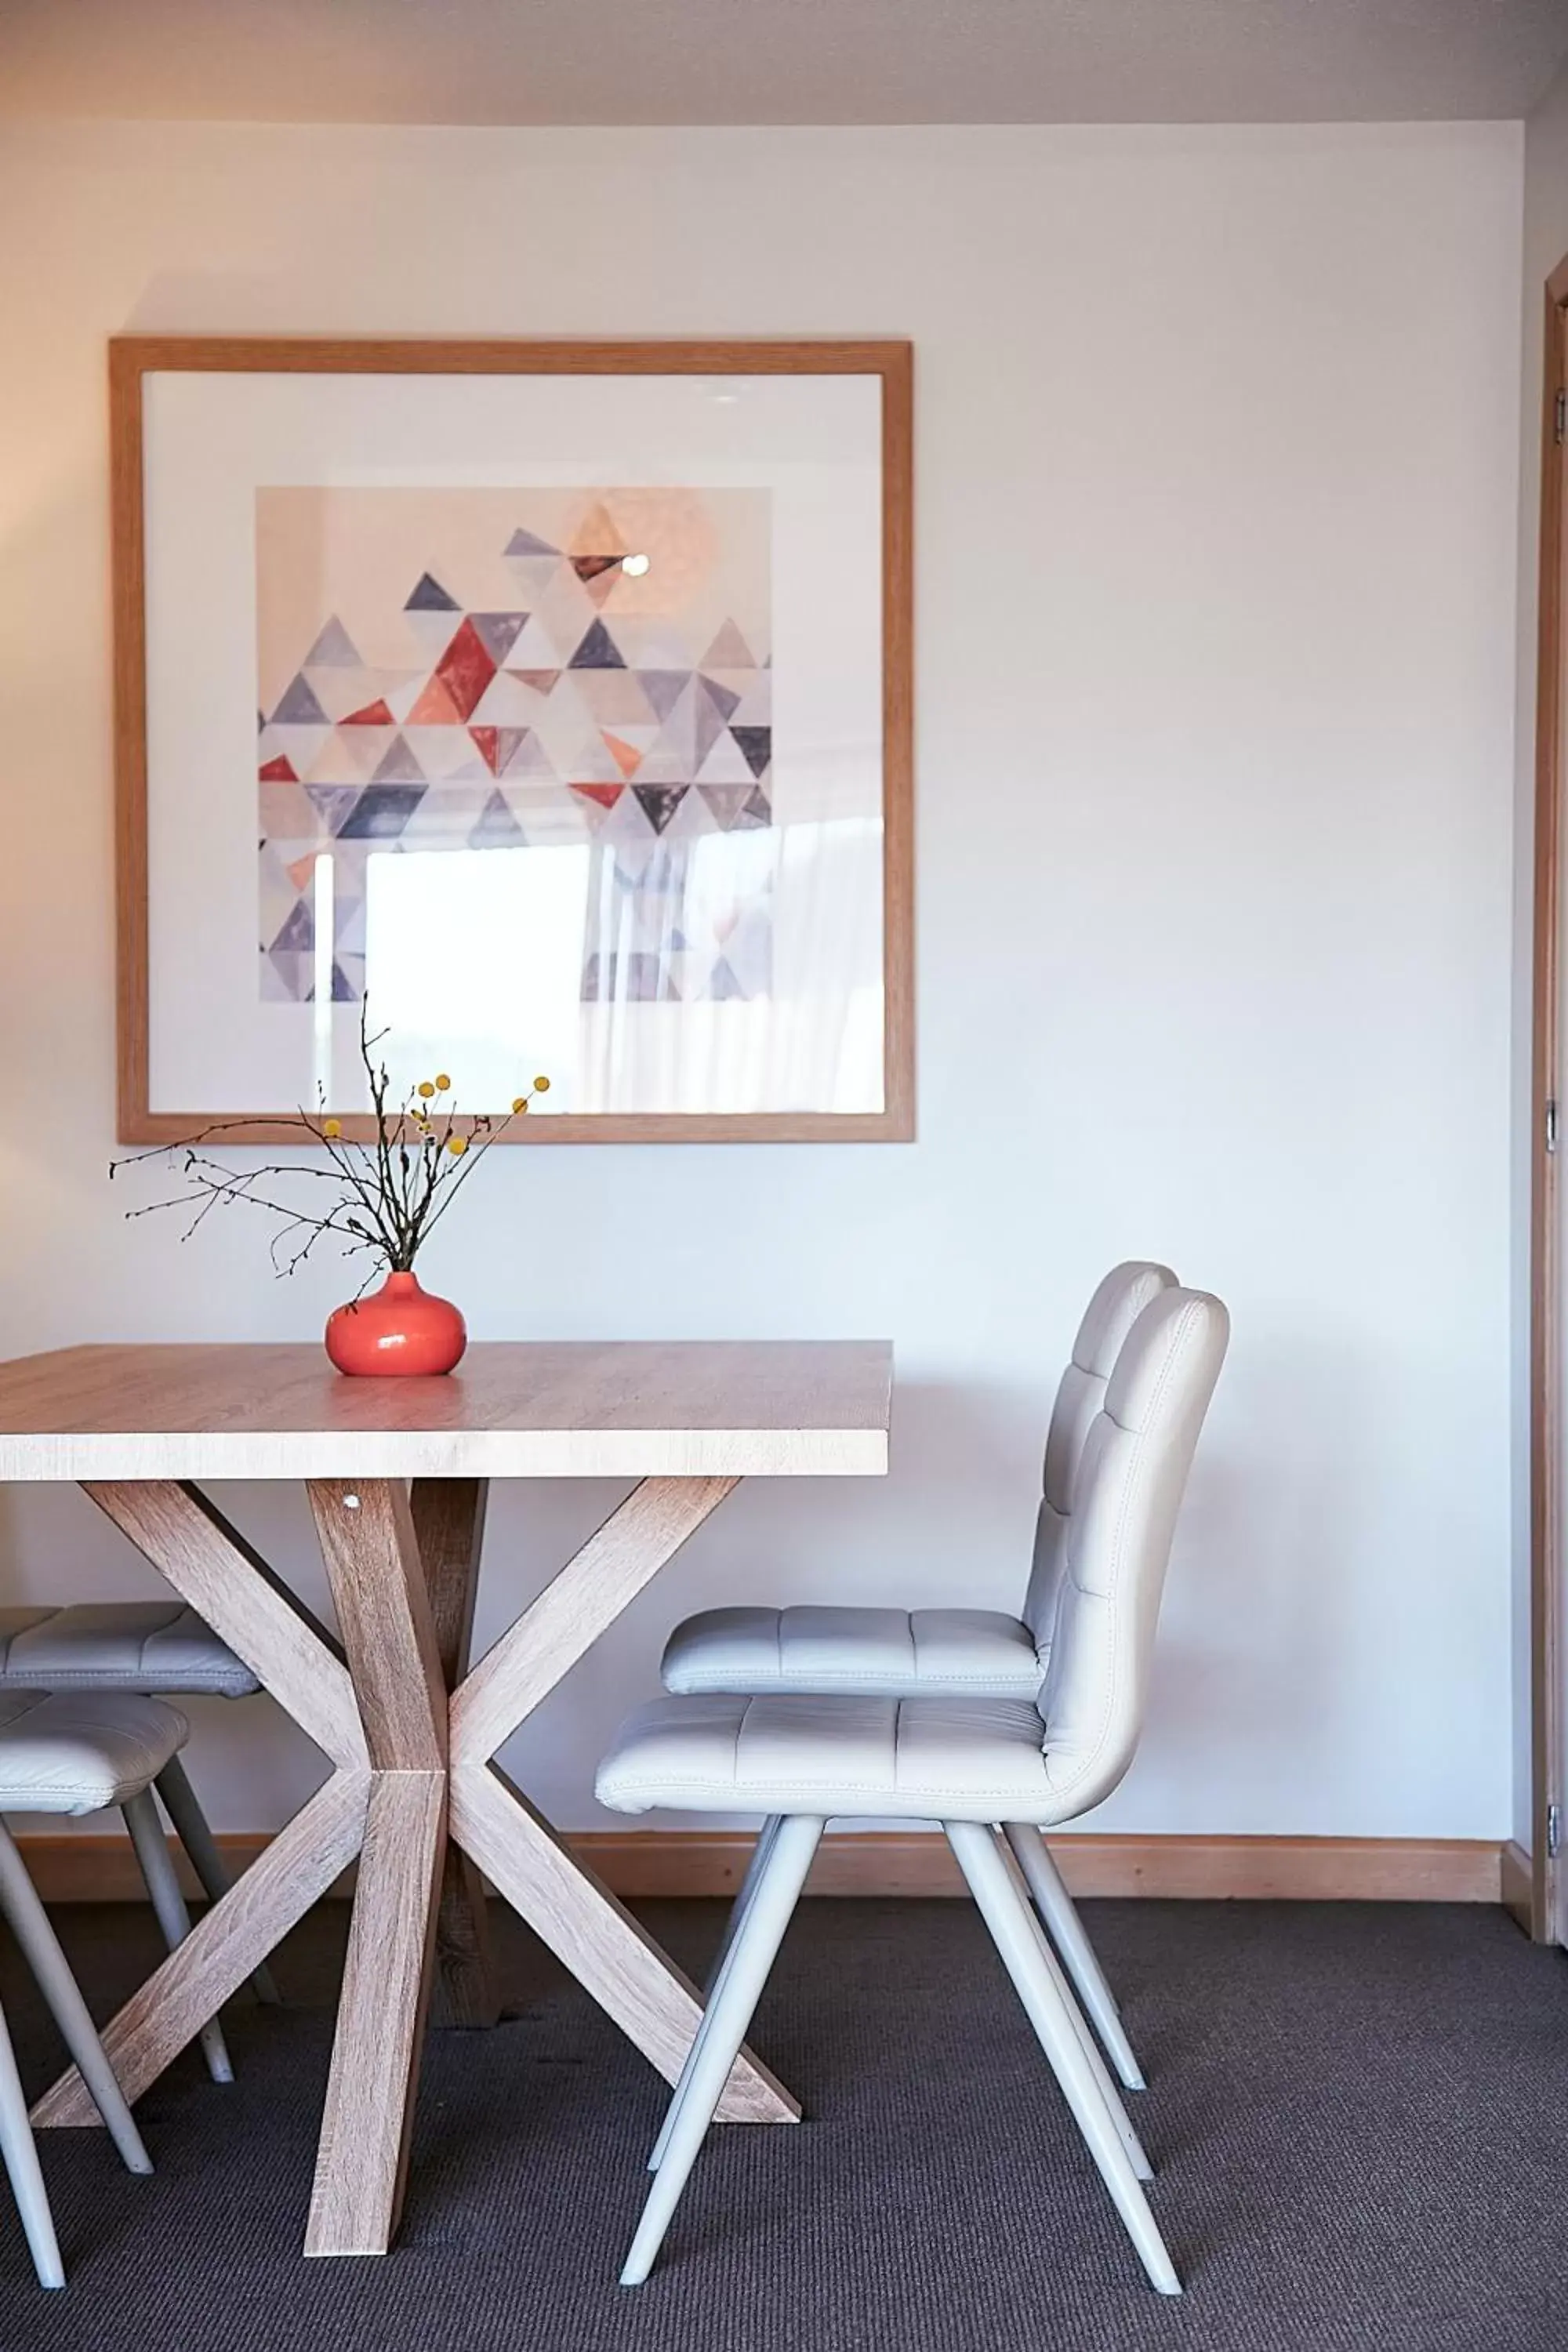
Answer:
[0,1340,892,1482]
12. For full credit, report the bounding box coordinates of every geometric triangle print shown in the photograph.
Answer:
[304,615,361,667]
[568,501,630,562]
[632,783,686,835]
[469,670,546,726]
[570,782,623,830]
[406,674,466,727]
[637,670,692,723]
[499,728,557,781]
[692,681,728,767]
[470,612,529,666]
[696,783,753,833]
[337,782,427,839]
[405,571,459,612]
[506,556,566,609]
[431,617,498,720]
[602,731,644,779]
[469,789,527,848]
[305,782,361,834]
[695,729,756,786]
[468,726,528,778]
[730,724,771,779]
[270,673,330,726]
[701,619,755,670]
[697,673,741,722]
[371,734,426,783]
[568,617,626,671]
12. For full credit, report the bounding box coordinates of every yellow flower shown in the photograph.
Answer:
[322,1117,342,1139]
[447,1133,468,1157]
[511,1096,528,1114]
[435,1073,451,1092]
[532,1074,550,1093]
[417,1081,435,1100]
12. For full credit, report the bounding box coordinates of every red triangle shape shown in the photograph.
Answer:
[341,699,396,727]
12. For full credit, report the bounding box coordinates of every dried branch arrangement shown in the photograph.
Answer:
[112,1010,548,1286]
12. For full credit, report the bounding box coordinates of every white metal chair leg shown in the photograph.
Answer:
[122,1791,234,2086]
[1004,1822,1145,2091]
[994,1832,1152,2181]
[622,1814,824,2288]
[648,1814,784,2174]
[154,1758,281,2005]
[0,1828,151,2176]
[0,1994,64,2288]
[945,1820,1179,2296]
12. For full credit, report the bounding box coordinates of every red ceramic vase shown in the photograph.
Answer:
[325,1270,466,1377]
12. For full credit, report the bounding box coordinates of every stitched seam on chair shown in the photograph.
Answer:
[602,1777,1053,1806]
[0,1783,158,1803]
[0,1672,252,1693]
[674,1666,1037,1688]
[1051,1300,1205,1786]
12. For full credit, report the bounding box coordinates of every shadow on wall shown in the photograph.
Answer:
[1130,1322,1371,1831]
[0,1345,1352,1839]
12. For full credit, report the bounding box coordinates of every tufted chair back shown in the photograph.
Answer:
[1022,1261,1177,1646]
[1033,1287,1229,1817]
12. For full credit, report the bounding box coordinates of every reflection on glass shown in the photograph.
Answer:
[253,481,885,1120]
[362,846,589,1112]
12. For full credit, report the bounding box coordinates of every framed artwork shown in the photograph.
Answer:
[111,336,913,1144]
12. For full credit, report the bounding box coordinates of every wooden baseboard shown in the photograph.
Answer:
[14,1828,1504,1906]
[1501,1838,1534,1933]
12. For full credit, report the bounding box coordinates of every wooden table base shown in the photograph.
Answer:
[31,1473,797,2256]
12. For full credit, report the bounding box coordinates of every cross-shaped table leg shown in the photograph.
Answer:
[410,1478,498,2031]
[31,1469,797,2257]
[448,1475,797,2125]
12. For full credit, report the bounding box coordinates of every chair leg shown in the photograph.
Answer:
[622,1813,824,2288]
[0,1991,64,2288]
[0,1827,151,2177]
[945,1820,1180,2296]
[994,1833,1152,2181]
[1004,1822,1145,2090]
[154,1758,281,2005]
[122,1791,234,2087]
[648,1814,783,2174]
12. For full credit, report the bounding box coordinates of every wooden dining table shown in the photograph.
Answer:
[0,1338,891,2257]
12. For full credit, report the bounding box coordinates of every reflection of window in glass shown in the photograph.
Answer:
[363,847,590,1112]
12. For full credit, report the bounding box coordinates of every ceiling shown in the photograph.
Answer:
[1,0,1565,125]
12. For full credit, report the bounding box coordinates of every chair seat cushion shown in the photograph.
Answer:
[660,1606,1043,1700]
[0,1605,259,1698]
[596,1693,1060,1824]
[0,1691,189,1816]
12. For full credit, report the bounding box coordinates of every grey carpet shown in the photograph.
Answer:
[0,1896,1565,2350]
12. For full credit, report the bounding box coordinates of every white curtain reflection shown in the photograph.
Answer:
[362,846,590,1108]
[350,822,883,1116]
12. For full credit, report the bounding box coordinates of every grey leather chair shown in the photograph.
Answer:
[0,1690,197,2286]
[598,1287,1229,2296]
[658,1261,1176,2090]
[0,1606,278,2026]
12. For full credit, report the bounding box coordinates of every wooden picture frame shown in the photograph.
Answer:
[1527,260,1568,1940]
[111,336,914,1145]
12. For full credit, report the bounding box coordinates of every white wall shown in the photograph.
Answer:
[1513,63,1568,1853]
[0,119,1523,1840]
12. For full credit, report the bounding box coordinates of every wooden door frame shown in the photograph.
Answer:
[1529,256,1568,1940]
